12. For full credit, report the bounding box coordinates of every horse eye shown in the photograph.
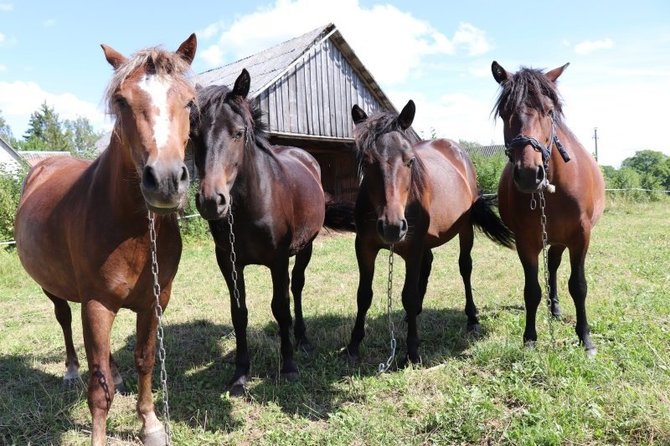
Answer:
[234,130,244,140]
[115,96,129,109]
[185,99,195,110]
[406,158,415,167]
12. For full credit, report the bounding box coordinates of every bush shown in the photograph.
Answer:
[469,152,507,195]
[178,182,209,242]
[0,166,26,244]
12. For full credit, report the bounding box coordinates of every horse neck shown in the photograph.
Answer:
[233,139,275,203]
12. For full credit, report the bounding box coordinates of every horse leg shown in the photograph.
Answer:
[291,242,314,352]
[216,247,250,396]
[270,255,298,381]
[548,245,566,319]
[81,299,116,446]
[44,290,80,386]
[417,249,433,317]
[402,248,424,364]
[135,300,168,446]
[568,239,596,356]
[458,226,480,333]
[346,237,379,363]
[518,246,542,348]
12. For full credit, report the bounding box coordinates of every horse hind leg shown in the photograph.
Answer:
[44,289,81,387]
[291,242,314,353]
[547,245,566,319]
[568,241,597,356]
[458,227,480,334]
[271,256,298,381]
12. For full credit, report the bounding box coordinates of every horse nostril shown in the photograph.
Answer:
[376,219,384,235]
[180,165,189,183]
[217,193,226,206]
[536,166,545,183]
[143,166,158,190]
[513,167,521,183]
[400,219,408,233]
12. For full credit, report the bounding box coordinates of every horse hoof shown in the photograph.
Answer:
[281,370,299,382]
[585,346,598,358]
[142,428,167,446]
[341,347,360,365]
[296,339,315,354]
[115,382,129,396]
[229,375,248,397]
[524,340,536,350]
[63,377,81,390]
[467,323,482,337]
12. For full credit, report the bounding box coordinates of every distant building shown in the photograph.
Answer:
[0,135,24,174]
[17,150,72,167]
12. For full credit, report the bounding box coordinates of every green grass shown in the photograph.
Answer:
[1,198,669,445]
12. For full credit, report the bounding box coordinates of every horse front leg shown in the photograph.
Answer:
[568,237,596,356]
[270,255,297,380]
[458,226,479,333]
[417,249,433,317]
[81,298,116,446]
[548,245,566,319]
[216,247,249,396]
[402,248,424,364]
[517,244,542,348]
[134,284,171,446]
[291,242,314,352]
[346,236,378,363]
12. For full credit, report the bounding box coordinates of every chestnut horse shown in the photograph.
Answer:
[491,61,605,355]
[14,35,197,445]
[345,100,515,364]
[190,69,355,395]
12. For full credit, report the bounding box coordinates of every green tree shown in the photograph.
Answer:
[621,150,670,191]
[18,102,72,152]
[0,110,13,142]
[64,117,102,159]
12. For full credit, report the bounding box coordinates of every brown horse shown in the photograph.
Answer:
[190,69,354,395]
[14,35,197,445]
[491,61,605,355]
[345,100,515,364]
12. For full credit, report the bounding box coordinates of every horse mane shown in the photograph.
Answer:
[493,66,564,121]
[194,84,274,156]
[354,110,427,195]
[104,47,193,114]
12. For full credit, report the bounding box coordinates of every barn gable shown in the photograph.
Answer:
[195,23,419,201]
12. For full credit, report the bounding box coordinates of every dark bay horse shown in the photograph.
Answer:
[190,69,354,395]
[345,100,515,364]
[491,61,605,355]
[14,35,197,445]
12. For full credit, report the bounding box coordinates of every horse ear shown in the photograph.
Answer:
[397,100,415,130]
[176,33,197,65]
[233,69,251,98]
[491,61,511,85]
[351,105,368,124]
[101,44,127,70]
[545,63,570,83]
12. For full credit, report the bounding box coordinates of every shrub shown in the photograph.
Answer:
[0,165,26,244]
[469,152,507,195]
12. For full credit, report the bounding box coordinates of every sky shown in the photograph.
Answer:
[1,0,669,167]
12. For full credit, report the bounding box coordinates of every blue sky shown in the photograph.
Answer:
[1,0,669,167]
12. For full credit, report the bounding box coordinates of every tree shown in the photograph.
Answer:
[0,110,13,143]
[64,117,102,159]
[18,102,72,152]
[621,150,670,191]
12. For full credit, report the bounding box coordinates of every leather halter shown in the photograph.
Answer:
[505,114,571,169]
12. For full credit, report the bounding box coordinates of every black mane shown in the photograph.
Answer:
[493,67,564,120]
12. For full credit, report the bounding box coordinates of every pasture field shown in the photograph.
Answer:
[0,197,669,445]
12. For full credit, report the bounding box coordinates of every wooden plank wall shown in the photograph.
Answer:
[257,38,382,139]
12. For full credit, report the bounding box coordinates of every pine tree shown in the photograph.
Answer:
[20,102,72,151]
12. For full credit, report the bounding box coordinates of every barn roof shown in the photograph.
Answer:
[196,23,396,112]
[18,150,72,167]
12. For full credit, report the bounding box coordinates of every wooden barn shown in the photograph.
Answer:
[194,23,419,202]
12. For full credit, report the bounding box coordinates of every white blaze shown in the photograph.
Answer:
[138,75,171,149]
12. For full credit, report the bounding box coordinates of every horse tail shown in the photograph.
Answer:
[323,193,356,232]
[471,193,515,249]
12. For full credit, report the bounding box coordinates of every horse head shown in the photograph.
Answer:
[102,34,197,214]
[352,100,417,244]
[191,69,254,220]
[492,61,569,193]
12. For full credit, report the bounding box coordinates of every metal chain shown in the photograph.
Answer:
[379,244,397,373]
[227,199,241,309]
[147,210,172,445]
[536,191,555,344]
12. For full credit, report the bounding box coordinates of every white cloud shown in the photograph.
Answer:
[0,3,13,12]
[43,18,56,28]
[0,64,6,72]
[0,81,109,137]
[574,38,614,55]
[0,32,5,45]
[198,0,491,85]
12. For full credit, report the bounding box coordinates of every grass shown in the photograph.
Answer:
[1,197,669,445]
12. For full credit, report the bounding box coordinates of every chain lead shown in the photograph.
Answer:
[379,244,397,373]
[536,191,555,344]
[148,210,172,445]
[227,200,241,309]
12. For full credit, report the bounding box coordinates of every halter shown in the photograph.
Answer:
[504,113,571,170]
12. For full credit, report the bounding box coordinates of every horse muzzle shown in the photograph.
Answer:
[195,191,230,221]
[141,162,190,214]
[513,164,546,193]
[377,217,408,244]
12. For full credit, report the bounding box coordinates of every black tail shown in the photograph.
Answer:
[324,194,356,232]
[471,194,515,249]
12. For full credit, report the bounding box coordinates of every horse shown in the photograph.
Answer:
[490,61,605,355]
[189,68,355,395]
[14,35,197,446]
[345,100,515,365]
